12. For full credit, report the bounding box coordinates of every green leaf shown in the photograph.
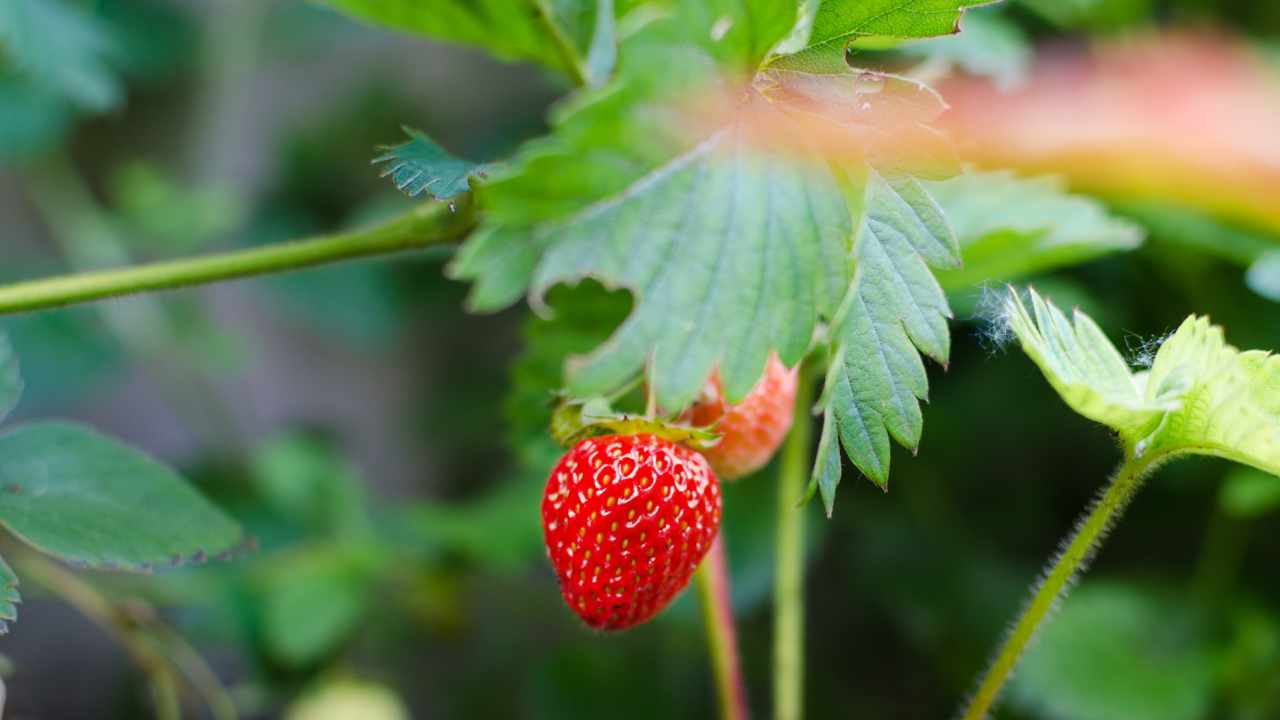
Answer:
[1005,288,1280,476]
[898,9,1030,90]
[821,170,959,491]
[769,0,995,74]
[531,132,849,409]
[1219,467,1280,519]
[317,0,616,81]
[0,553,18,631]
[1003,287,1173,439]
[372,128,484,201]
[928,170,1143,291]
[0,422,245,570]
[0,0,123,111]
[0,332,20,423]
[454,75,851,410]
[1140,315,1280,474]
[1010,582,1215,720]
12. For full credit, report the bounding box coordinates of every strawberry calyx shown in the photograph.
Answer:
[551,397,721,450]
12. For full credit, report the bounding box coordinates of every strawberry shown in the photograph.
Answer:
[542,433,722,630]
[686,354,798,480]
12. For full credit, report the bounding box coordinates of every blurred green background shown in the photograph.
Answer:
[1,0,1279,718]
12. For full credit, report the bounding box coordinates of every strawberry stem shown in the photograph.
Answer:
[774,360,818,720]
[0,197,474,316]
[959,449,1163,719]
[697,537,749,720]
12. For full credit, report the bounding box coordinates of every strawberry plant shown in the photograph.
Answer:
[2,0,1279,718]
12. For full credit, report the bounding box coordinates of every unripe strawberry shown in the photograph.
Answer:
[542,434,722,630]
[687,354,797,480]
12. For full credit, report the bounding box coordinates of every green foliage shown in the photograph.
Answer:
[930,170,1144,290]
[373,128,485,201]
[1010,582,1215,720]
[770,0,994,73]
[0,333,20,423]
[1005,287,1280,476]
[0,422,244,570]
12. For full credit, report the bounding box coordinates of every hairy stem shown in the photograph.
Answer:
[697,537,749,720]
[960,452,1161,720]
[0,197,474,316]
[775,362,817,720]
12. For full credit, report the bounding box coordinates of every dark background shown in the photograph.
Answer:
[1,1,1278,718]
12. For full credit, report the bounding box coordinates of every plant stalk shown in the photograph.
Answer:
[697,537,749,720]
[960,452,1161,720]
[775,362,817,720]
[0,197,474,316]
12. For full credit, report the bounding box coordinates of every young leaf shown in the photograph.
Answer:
[1005,288,1280,476]
[0,333,20,424]
[373,128,483,201]
[0,422,245,570]
[769,0,996,74]
[821,171,960,491]
[928,170,1144,291]
[1003,288,1175,439]
[1140,315,1280,474]
[0,553,18,632]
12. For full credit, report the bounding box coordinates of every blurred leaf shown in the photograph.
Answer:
[0,79,74,165]
[1246,251,1280,302]
[0,0,123,111]
[770,0,992,74]
[256,543,381,667]
[1017,0,1152,29]
[1219,467,1280,519]
[251,434,372,540]
[286,679,409,720]
[821,171,960,491]
[1117,202,1277,267]
[1005,288,1280,476]
[109,162,243,253]
[1010,582,1214,720]
[373,128,484,200]
[900,9,1029,90]
[407,474,546,570]
[929,169,1143,291]
[0,308,122,409]
[0,422,244,570]
[0,554,18,632]
[0,333,19,423]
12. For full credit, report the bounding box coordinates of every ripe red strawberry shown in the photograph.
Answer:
[542,433,722,630]
[686,354,797,480]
